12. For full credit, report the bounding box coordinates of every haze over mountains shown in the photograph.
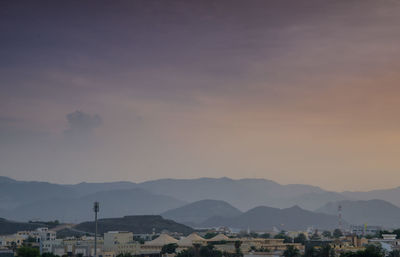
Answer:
[1,176,400,229]
[202,205,340,231]
[317,199,400,228]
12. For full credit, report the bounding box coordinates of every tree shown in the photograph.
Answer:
[322,231,332,238]
[275,232,293,243]
[317,245,335,257]
[376,230,391,239]
[304,246,317,257]
[176,249,195,257]
[333,229,343,238]
[392,229,400,239]
[116,254,132,257]
[361,245,384,257]
[310,232,321,240]
[260,233,271,239]
[161,243,179,254]
[199,245,222,257]
[17,247,40,257]
[389,250,400,257]
[294,233,307,245]
[340,245,384,257]
[234,240,242,254]
[42,253,60,257]
[283,246,300,257]
[204,232,218,239]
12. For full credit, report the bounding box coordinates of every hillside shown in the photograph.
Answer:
[0,188,185,222]
[162,199,242,226]
[136,177,347,210]
[0,218,44,235]
[0,176,77,210]
[202,205,340,230]
[2,176,400,224]
[0,176,348,217]
[316,199,400,227]
[75,215,194,235]
[342,188,400,208]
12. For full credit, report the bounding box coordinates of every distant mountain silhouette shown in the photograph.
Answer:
[316,199,400,227]
[0,187,185,222]
[1,176,400,225]
[0,176,77,210]
[162,199,242,226]
[136,177,347,210]
[201,205,340,230]
[342,188,400,208]
[75,215,194,235]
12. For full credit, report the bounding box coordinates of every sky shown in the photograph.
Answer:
[1,0,400,191]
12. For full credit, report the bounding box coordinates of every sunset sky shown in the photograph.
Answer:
[1,0,400,191]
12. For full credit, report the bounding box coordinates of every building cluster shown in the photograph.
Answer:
[0,228,56,248]
[0,228,304,257]
[2,227,400,257]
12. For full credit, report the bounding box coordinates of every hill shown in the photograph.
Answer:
[0,176,348,217]
[75,215,194,235]
[202,205,340,230]
[342,188,400,208]
[0,176,77,210]
[136,177,347,210]
[0,188,185,222]
[316,199,400,228]
[0,218,44,235]
[161,199,242,226]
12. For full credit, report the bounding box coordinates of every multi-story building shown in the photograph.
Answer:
[103,231,140,256]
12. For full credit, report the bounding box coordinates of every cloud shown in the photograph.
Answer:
[64,111,102,140]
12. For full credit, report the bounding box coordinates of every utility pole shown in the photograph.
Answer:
[338,204,342,232]
[93,202,99,257]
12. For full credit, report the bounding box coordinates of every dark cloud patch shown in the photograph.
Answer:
[64,111,102,140]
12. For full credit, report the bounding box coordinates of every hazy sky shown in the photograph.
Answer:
[1,0,400,191]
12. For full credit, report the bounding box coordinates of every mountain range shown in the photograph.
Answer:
[161,199,243,226]
[201,205,340,231]
[316,199,400,228]
[1,176,400,228]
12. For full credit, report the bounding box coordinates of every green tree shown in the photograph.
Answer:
[17,247,40,257]
[322,231,332,238]
[116,253,132,257]
[340,252,357,257]
[310,232,321,240]
[294,233,307,245]
[176,249,195,257]
[317,245,335,257]
[304,246,317,257]
[283,245,300,257]
[234,240,242,254]
[360,245,384,257]
[376,230,391,239]
[161,243,179,254]
[275,232,293,243]
[392,229,400,239]
[333,229,343,238]
[260,233,271,239]
[204,232,218,239]
[389,250,400,257]
[42,253,60,257]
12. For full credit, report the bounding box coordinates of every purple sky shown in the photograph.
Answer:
[1,0,400,191]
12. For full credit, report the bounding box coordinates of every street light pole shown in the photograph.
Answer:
[93,202,99,257]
